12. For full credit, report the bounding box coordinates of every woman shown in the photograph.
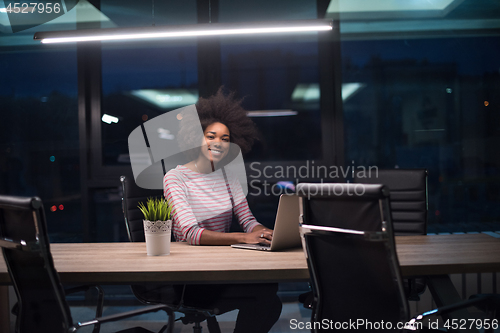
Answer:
[163,88,282,333]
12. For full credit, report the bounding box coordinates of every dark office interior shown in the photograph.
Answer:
[1,0,499,332]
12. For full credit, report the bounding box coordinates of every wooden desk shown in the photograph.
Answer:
[0,234,499,285]
[397,233,500,333]
[0,234,498,333]
[395,233,500,276]
[0,242,309,285]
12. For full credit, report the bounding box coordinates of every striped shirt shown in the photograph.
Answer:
[163,165,261,245]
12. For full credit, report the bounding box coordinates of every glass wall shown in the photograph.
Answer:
[0,44,80,241]
[99,0,198,167]
[100,41,199,166]
[338,0,500,232]
[1,0,499,244]
[219,0,322,165]
[220,34,322,163]
[217,0,327,226]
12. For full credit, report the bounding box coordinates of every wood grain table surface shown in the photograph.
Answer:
[0,233,498,285]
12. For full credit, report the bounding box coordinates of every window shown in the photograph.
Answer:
[339,0,500,232]
[220,34,323,162]
[0,45,80,241]
[100,41,199,166]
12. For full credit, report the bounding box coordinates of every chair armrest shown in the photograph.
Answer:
[75,304,172,330]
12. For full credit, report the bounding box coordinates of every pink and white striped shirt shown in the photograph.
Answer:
[163,165,261,245]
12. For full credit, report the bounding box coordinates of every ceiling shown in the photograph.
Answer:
[0,0,499,47]
[326,0,466,20]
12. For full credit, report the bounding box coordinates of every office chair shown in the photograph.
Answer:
[0,194,171,333]
[354,169,428,235]
[296,179,399,309]
[120,176,221,333]
[296,183,496,332]
[354,169,428,300]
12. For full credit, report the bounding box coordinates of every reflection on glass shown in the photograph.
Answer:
[340,0,500,232]
[101,41,198,166]
[220,34,322,162]
[130,89,198,109]
[0,46,80,241]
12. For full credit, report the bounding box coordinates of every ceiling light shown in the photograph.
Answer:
[33,19,332,44]
[292,84,321,102]
[341,82,366,101]
[130,89,198,109]
[291,83,366,103]
[246,110,298,117]
[102,114,119,124]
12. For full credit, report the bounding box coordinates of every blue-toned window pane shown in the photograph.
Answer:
[220,34,322,162]
[100,0,198,166]
[0,46,80,242]
[340,0,500,232]
[101,41,198,166]
[219,0,322,162]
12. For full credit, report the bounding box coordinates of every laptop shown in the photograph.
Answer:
[231,194,301,251]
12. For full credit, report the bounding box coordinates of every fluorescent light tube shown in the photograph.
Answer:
[34,19,333,44]
[102,114,119,124]
[246,110,298,117]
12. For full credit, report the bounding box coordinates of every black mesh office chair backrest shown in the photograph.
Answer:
[119,176,171,300]
[0,195,73,333]
[120,175,164,242]
[297,183,409,332]
[354,169,428,235]
[301,225,409,332]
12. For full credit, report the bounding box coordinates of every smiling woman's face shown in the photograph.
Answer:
[200,122,230,164]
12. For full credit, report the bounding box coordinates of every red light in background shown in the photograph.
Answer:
[50,206,57,212]
[435,210,440,216]
[58,204,64,211]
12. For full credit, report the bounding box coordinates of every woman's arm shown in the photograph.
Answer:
[164,172,206,245]
[165,168,274,246]
[229,177,264,232]
[199,225,273,245]
[198,176,274,245]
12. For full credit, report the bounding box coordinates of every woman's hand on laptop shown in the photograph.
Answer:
[244,228,273,245]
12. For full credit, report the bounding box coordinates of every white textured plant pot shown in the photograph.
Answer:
[143,220,172,256]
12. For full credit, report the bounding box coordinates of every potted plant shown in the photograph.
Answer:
[138,197,173,222]
[138,197,173,256]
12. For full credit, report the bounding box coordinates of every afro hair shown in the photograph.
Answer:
[177,87,259,161]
